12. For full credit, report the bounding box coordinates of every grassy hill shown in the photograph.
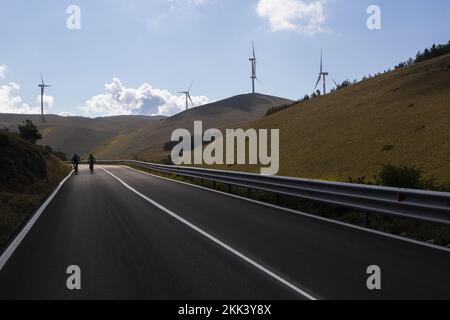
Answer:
[0,129,71,248]
[209,54,450,184]
[93,93,292,161]
[0,94,290,161]
[0,114,165,159]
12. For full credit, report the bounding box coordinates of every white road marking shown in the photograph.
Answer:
[0,170,74,271]
[122,165,450,254]
[101,167,317,300]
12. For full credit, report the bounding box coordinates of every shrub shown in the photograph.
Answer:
[18,120,42,144]
[52,151,68,161]
[415,41,450,63]
[43,145,67,161]
[348,176,371,185]
[335,79,352,90]
[0,130,11,146]
[374,164,430,189]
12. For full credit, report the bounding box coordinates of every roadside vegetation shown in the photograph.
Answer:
[0,121,71,250]
[348,164,450,192]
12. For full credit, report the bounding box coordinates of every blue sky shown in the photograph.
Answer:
[0,0,449,117]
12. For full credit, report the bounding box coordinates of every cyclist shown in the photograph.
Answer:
[72,154,80,174]
[88,153,96,174]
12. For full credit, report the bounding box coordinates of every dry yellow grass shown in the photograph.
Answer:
[93,93,292,161]
[209,54,450,183]
[0,115,164,159]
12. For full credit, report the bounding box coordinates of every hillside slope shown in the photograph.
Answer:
[94,93,292,161]
[215,54,450,183]
[0,114,165,158]
[0,129,71,248]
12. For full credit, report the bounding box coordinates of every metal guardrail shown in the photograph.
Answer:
[87,160,450,225]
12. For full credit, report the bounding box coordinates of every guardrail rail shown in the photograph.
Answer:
[74,160,450,225]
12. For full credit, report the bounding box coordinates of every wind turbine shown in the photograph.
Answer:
[179,83,194,110]
[249,41,257,94]
[38,74,51,122]
[314,49,329,95]
[332,78,338,88]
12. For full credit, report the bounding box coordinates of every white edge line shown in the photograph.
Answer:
[101,167,317,301]
[121,165,450,254]
[0,170,74,271]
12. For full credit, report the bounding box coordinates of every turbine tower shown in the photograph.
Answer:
[38,74,51,122]
[314,49,328,95]
[179,83,194,111]
[249,41,257,94]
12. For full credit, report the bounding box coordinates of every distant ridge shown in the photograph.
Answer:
[0,114,165,158]
[0,93,292,160]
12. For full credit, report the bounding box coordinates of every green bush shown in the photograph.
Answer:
[18,120,42,144]
[374,164,431,189]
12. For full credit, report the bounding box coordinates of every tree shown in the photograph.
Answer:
[18,119,42,144]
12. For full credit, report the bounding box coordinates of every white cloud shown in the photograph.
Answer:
[0,82,35,114]
[79,78,210,118]
[36,94,55,112]
[0,64,55,114]
[256,0,326,34]
[0,65,6,79]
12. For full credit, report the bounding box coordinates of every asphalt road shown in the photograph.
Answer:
[0,165,449,299]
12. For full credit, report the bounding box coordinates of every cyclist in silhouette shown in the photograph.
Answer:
[88,153,96,174]
[72,154,80,174]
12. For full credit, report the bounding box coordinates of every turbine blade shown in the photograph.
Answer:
[314,75,321,90]
[332,78,338,87]
[252,41,256,59]
[188,93,194,106]
[188,82,193,93]
[40,73,44,85]
[320,50,323,73]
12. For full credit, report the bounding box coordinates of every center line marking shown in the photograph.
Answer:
[101,167,317,300]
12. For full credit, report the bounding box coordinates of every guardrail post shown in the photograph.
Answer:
[362,213,370,228]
